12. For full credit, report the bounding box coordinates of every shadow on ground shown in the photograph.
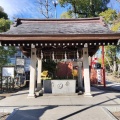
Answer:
[7,106,57,120]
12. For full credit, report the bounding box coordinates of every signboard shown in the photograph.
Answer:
[16,67,24,74]
[2,66,15,78]
[16,58,25,66]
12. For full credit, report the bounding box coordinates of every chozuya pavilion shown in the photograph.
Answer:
[0,17,120,98]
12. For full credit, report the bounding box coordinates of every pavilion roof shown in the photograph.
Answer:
[3,17,113,35]
[0,17,120,43]
[0,17,120,58]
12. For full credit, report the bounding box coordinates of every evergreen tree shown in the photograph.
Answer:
[0,6,16,67]
[59,0,110,18]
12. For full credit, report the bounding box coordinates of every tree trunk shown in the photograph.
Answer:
[105,55,113,72]
[113,60,117,73]
[113,56,117,75]
[104,47,113,72]
[118,64,120,77]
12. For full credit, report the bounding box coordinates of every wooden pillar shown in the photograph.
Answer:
[102,46,106,88]
[83,47,92,97]
[37,57,42,91]
[28,45,36,98]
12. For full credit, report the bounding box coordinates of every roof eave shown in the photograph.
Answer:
[0,33,120,41]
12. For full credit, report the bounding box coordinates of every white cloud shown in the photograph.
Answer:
[0,0,67,20]
[0,0,41,19]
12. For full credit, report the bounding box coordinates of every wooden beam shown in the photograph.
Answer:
[0,34,120,41]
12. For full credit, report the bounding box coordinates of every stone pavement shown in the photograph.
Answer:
[0,85,120,120]
[106,81,120,91]
[93,81,120,93]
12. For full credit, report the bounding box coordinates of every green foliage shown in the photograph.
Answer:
[105,45,117,57]
[98,52,108,69]
[0,47,16,67]
[112,12,120,31]
[99,9,120,71]
[0,6,16,68]
[99,9,117,24]
[0,6,8,19]
[59,0,110,18]
[100,9,120,31]
[42,60,57,77]
[0,6,10,32]
[105,45,119,66]
[0,11,8,19]
[0,18,10,32]
[116,13,120,22]
[60,11,73,18]
[111,22,120,31]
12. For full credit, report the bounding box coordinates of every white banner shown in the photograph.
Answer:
[2,67,14,78]
[97,69,102,82]
[16,58,25,66]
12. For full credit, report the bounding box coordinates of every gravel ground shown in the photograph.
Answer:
[0,113,10,120]
[106,74,120,83]
[112,112,120,120]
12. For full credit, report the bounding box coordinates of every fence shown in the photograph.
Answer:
[0,76,15,92]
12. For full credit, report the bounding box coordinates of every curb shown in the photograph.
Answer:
[102,107,118,120]
[6,110,18,120]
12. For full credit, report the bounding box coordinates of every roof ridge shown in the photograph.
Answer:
[18,17,101,22]
[14,17,104,26]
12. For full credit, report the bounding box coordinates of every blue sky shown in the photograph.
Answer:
[0,0,67,20]
[0,0,120,20]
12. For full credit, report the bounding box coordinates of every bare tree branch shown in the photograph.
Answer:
[37,0,54,18]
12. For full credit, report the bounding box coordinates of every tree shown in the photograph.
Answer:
[99,9,117,24]
[98,9,120,74]
[37,0,55,18]
[0,6,16,68]
[60,11,73,18]
[0,18,10,32]
[0,6,8,19]
[111,12,120,31]
[42,60,57,78]
[105,46,118,72]
[0,46,16,67]
[0,6,10,32]
[0,11,8,19]
[59,0,110,18]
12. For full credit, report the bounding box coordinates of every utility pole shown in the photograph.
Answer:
[52,0,58,18]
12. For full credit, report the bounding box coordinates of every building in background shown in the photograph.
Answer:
[9,47,30,82]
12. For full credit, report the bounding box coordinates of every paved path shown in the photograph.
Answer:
[106,81,120,91]
[0,86,120,120]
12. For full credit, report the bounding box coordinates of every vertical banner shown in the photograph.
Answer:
[96,69,102,83]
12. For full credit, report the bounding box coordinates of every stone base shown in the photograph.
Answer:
[27,94,36,98]
[36,83,42,91]
[51,80,76,94]
[84,93,93,97]
[36,90,43,96]
[43,93,78,96]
